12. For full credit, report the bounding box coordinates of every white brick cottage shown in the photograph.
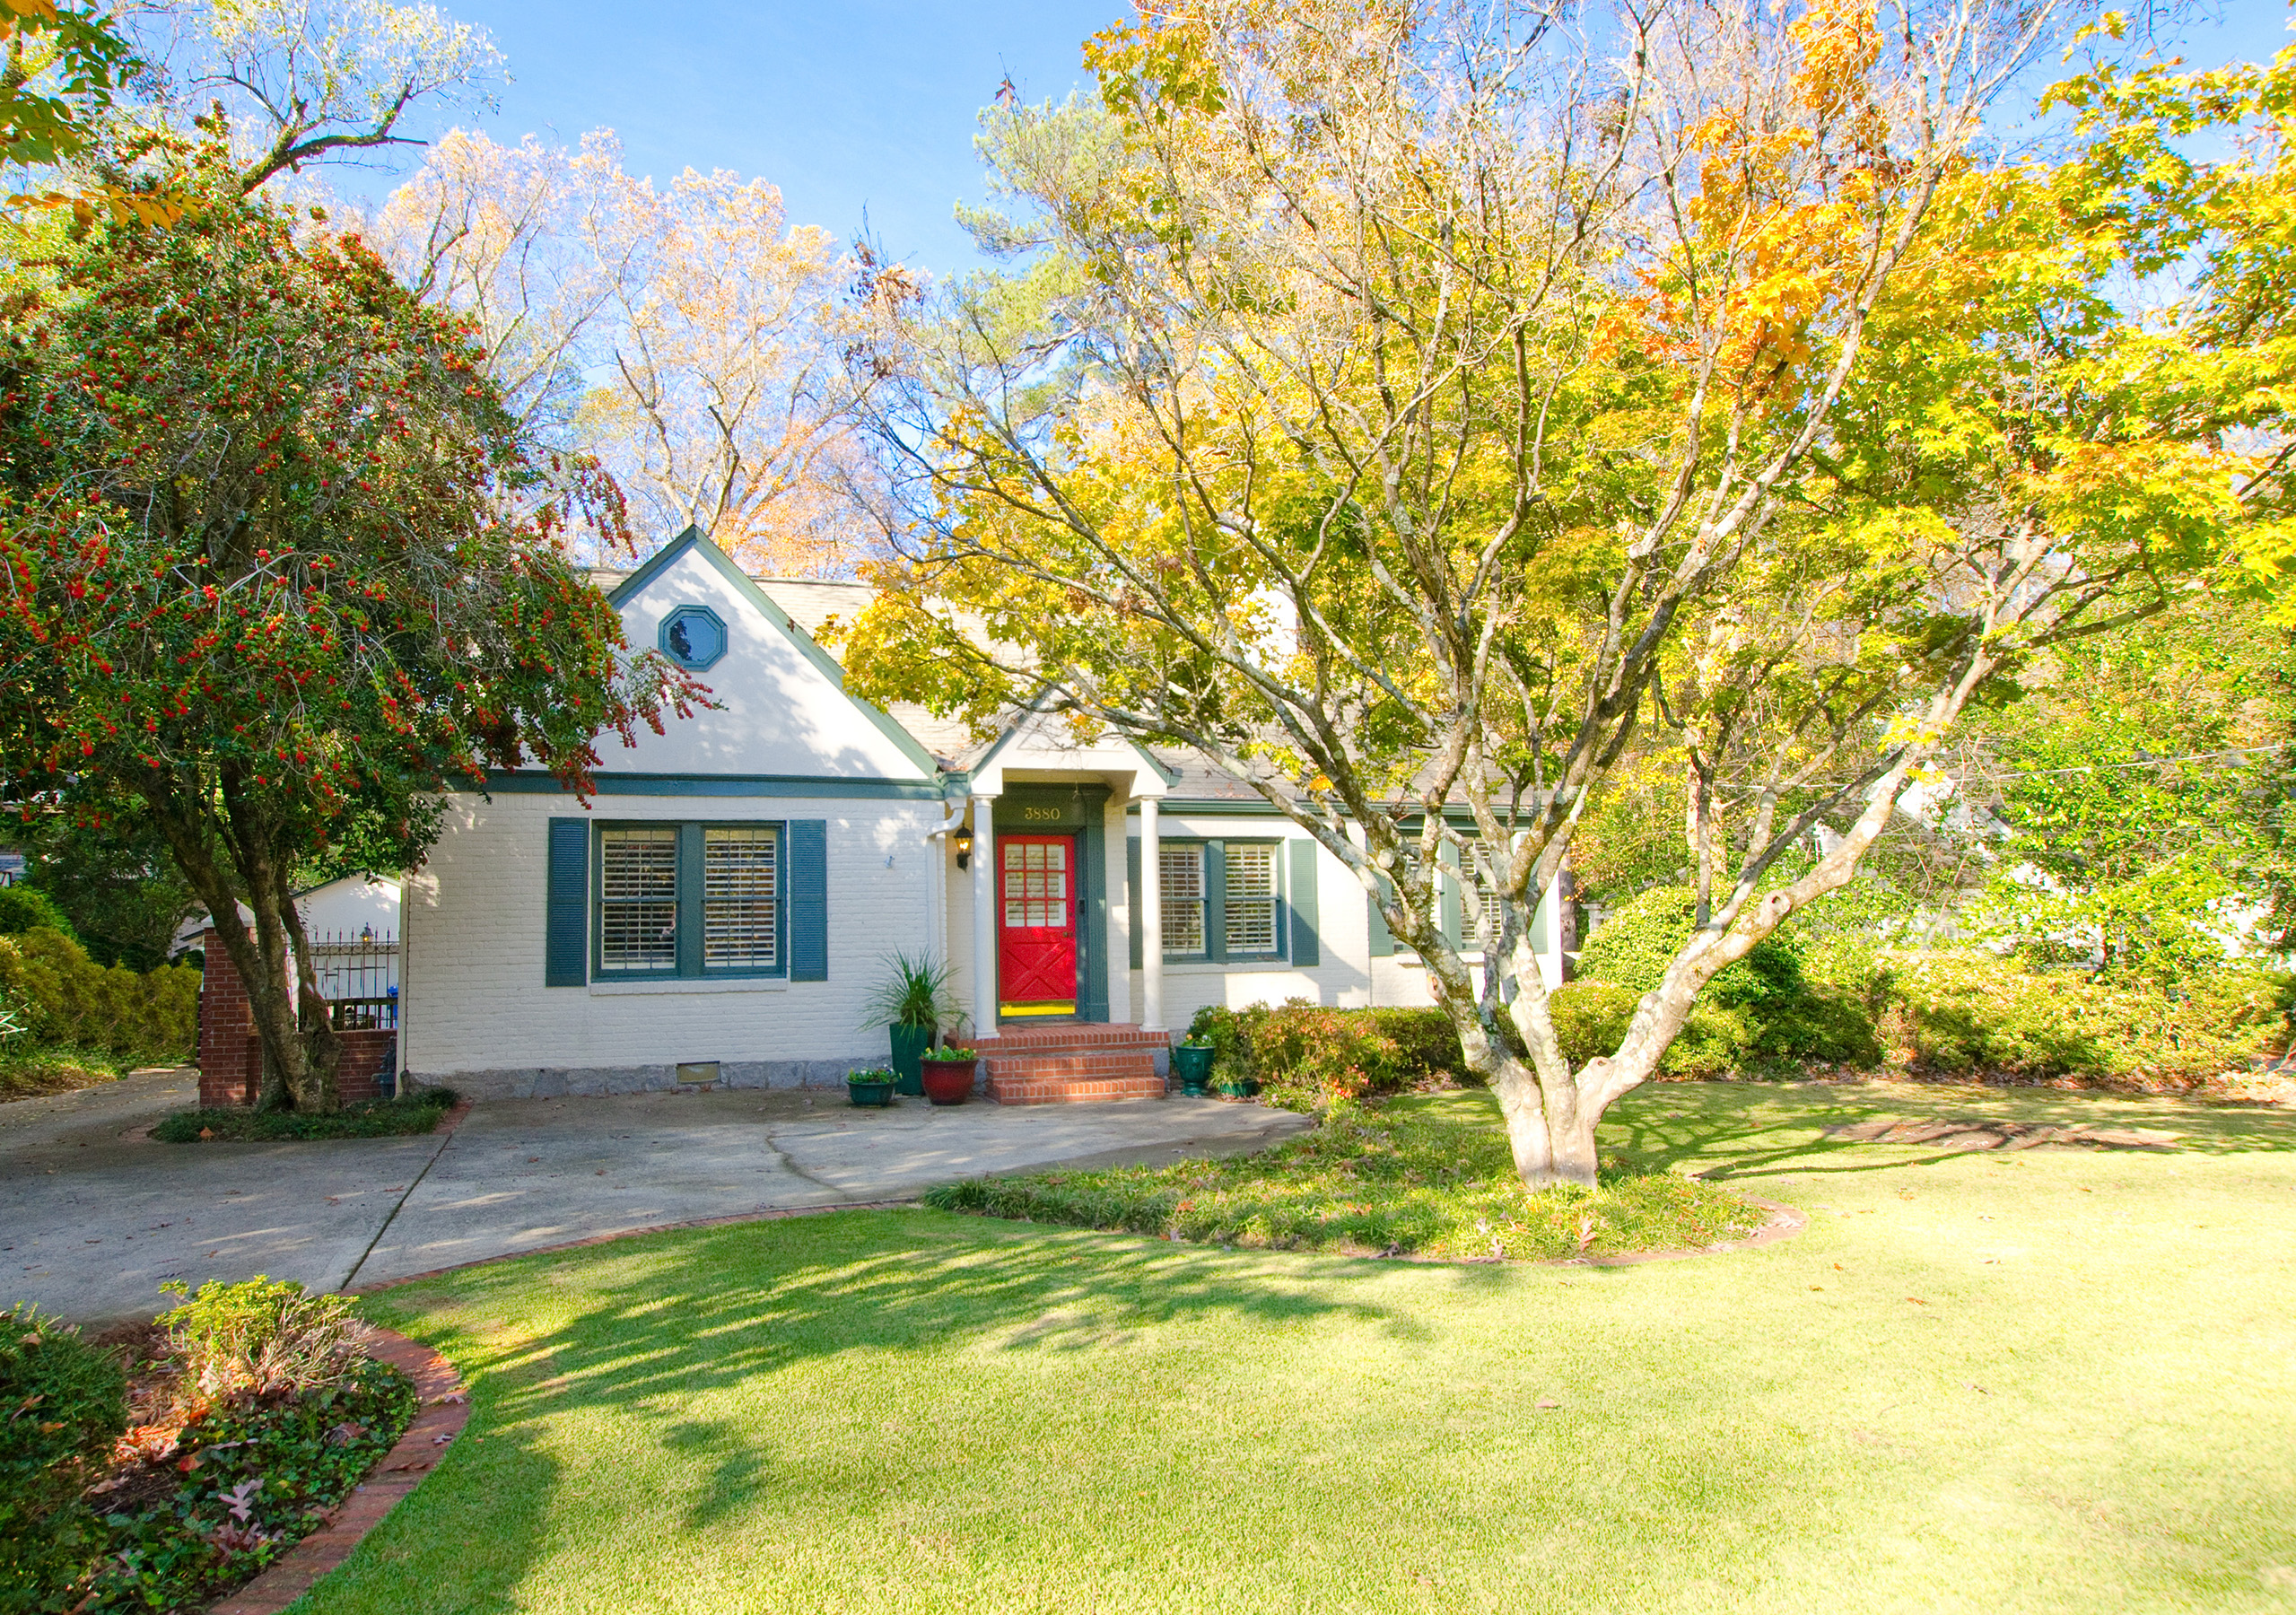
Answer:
[400,528,1571,1099]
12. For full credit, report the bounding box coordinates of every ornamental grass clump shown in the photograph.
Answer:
[158,1278,364,1401]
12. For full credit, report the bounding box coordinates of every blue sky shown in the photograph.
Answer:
[332,1,1120,278]
[331,0,2296,280]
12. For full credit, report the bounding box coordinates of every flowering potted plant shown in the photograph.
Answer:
[846,1067,899,1108]
[919,1046,979,1105]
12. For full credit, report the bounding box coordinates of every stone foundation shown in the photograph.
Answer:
[407,1059,862,1100]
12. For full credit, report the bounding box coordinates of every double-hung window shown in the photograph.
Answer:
[595,822,783,979]
[1156,839,1286,963]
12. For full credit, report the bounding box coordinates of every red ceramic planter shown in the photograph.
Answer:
[919,1056,977,1105]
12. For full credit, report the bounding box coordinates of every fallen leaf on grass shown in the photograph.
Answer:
[1906,1296,1928,1305]
[1535,1398,1560,1410]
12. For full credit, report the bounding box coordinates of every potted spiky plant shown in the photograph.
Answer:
[861,951,961,1097]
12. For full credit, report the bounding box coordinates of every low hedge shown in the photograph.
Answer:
[0,928,198,1065]
[1878,951,2286,1085]
[1183,937,2286,1102]
[153,1087,456,1142]
[1188,1001,1471,1108]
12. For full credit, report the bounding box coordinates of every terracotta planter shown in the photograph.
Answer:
[920,1056,977,1105]
[888,1024,932,1096]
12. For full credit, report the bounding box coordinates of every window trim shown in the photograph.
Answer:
[1156,836,1288,965]
[659,604,729,672]
[591,819,788,982]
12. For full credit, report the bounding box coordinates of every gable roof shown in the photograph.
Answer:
[607,528,940,779]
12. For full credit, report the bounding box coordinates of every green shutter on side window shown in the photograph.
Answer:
[546,818,588,986]
[1438,845,1462,948]
[1288,839,1320,966]
[1127,836,1143,970]
[1204,839,1227,964]
[788,819,828,981]
[1367,872,1394,957]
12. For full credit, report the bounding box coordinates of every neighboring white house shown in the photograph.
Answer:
[398,527,1570,1099]
[181,874,401,1006]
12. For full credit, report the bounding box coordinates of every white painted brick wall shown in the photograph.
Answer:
[1117,821,1437,1034]
[403,790,939,1079]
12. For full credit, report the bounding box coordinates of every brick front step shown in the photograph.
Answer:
[975,1023,1170,1104]
[987,1072,1169,1105]
[973,1024,1171,1052]
[985,1053,1157,1080]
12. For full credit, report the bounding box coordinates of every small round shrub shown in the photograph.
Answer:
[1546,980,1637,1065]
[0,1306,128,1611]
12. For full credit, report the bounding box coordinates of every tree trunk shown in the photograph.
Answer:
[146,772,343,1113]
[1493,1061,1605,1186]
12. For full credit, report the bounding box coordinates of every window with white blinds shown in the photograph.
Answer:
[1151,838,1284,961]
[703,827,777,970]
[598,828,678,972]
[1224,842,1278,954]
[594,821,788,978]
[1159,843,1205,954]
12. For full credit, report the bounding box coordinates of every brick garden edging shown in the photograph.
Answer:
[205,1328,469,1615]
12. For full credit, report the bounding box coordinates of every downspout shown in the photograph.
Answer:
[924,792,965,985]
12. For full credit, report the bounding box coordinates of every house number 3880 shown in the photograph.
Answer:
[1021,806,1063,821]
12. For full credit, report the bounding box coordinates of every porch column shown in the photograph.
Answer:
[1139,796,1164,1032]
[970,793,999,1039]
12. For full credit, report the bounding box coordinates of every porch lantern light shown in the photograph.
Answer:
[953,826,974,870]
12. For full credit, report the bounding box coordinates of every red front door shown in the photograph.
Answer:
[998,834,1078,1016]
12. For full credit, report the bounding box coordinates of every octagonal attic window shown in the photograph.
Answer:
[660,605,728,671]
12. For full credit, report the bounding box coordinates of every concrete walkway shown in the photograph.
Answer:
[0,1072,1312,1326]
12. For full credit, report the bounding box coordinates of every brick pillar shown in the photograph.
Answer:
[196,926,258,1108]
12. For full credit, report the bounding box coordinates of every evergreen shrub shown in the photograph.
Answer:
[0,929,198,1063]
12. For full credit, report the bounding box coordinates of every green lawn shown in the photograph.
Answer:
[924,1089,1770,1259]
[322,1081,2296,1615]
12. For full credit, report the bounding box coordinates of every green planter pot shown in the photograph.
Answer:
[848,1078,896,1108]
[1217,1077,1262,1099]
[1172,1043,1215,1096]
[888,1024,932,1097]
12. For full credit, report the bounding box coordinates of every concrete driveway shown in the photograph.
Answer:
[1,1071,1312,1326]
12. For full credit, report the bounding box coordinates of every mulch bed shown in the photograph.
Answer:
[66,1323,460,1614]
[205,1329,467,1615]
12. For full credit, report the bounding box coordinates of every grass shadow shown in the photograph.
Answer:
[1596,1077,2296,1185]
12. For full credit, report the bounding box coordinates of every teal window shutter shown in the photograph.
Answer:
[675,824,704,977]
[546,818,589,986]
[1204,838,1228,963]
[1367,872,1394,958]
[1127,836,1143,970]
[788,819,828,981]
[1288,839,1320,966]
[1438,845,1462,948]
